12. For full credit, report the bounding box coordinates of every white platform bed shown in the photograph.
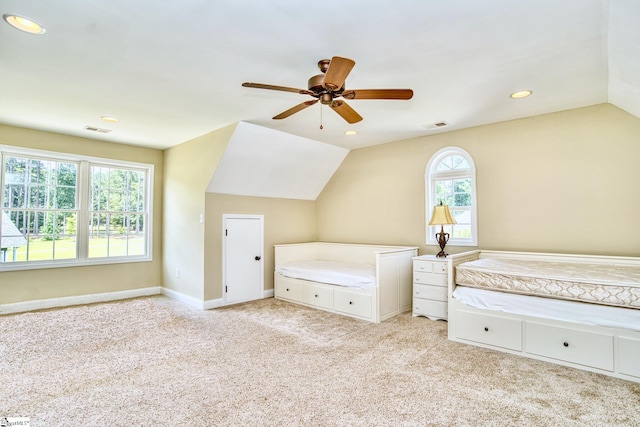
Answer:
[447,250,640,383]
[274,242,417,322]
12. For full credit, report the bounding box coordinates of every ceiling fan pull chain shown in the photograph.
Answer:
[320,103,323,130]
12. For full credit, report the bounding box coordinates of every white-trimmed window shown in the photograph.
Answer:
[1,146,153,270]
[425,147,477,246]
[89,165,147,258]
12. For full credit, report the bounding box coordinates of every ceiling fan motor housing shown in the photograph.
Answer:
[308,74,326,93]
[308,73,345,103]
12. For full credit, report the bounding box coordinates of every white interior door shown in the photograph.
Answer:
[223,215,264,304]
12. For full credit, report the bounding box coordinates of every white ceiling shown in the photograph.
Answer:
[0,0,638,151]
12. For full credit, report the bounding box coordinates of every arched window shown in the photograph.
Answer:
[425,147,477,247]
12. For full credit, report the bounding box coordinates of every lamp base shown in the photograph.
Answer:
[435,226,450,258]
[435,249,448,258]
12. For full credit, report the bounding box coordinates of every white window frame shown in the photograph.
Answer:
[425,146,477,247]
[0,145,153,271]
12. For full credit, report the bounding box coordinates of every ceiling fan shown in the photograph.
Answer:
[242,56,413,125]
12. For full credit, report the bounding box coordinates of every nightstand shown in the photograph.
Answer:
[412,255,448,320]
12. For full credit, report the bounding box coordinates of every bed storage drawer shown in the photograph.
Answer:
[455,310,522,351]
[525,322,614,371]
[619,337,640,378]
[275,276,303,302]
[414,299,447,319]
[303,283,334,310]
[334,289,372,319]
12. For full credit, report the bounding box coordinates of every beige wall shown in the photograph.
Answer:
[4,103,638,307]
[162,124,236,300]
[204,193,316,301]
[0,125,164,304]
[316,104,640,257]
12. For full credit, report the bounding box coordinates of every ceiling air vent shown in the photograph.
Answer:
[84,125,112,133]
[424,121,449,130]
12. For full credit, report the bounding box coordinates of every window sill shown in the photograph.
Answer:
[0,256,152,272]
[426,241,477,247]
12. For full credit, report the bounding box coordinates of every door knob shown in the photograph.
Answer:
[255,256,261,261]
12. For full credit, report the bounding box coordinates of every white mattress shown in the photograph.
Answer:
[455,258,640,309]
[453,286,640,333]
[275,260,376,288]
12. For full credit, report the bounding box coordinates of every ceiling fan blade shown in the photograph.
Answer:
[342,89,414,100]
[330,100,363,124]
[273,99,319,120]
[242,82,311,95]
[323,56,355,91]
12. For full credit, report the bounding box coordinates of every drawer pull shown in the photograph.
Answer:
[315,294,319,298]
[286,288,290,291]
[563,342,569,347]
[484,327,489,332]
[349,301,353,305]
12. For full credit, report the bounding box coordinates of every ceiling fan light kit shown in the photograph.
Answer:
[242,56,413,127]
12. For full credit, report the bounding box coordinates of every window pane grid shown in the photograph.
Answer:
[1,154,79,263]
[88,165,147,259]
[1,150,151,267]
[427,148,476,246]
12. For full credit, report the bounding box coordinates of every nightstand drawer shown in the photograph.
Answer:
[414,271,447,287]
[413,298,447,319]
[434,262,447,274]
[413,283,447,301]
[414,260,448,274]
[414,260,434,273]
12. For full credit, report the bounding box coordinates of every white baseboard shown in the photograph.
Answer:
[0,286,162,315]
[202,289,274,310]
[203,298,224,310]
[1,286,276,315]
[160,287,205,309]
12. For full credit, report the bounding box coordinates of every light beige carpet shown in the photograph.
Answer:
[1,296,639,426]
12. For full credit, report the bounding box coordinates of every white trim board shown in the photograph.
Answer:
[205,289,274,310]
[161,287,205,309]
[0,286,161,315]
[0,287,276,315]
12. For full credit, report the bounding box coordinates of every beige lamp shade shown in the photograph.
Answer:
[428,203,457,226]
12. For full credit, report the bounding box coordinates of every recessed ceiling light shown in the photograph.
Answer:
[510,90,533,99]
[344,130,358,136]
[3,14,46,34]
[101,116,119,123]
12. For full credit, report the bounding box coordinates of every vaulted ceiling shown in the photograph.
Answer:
[1,0,638,150]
